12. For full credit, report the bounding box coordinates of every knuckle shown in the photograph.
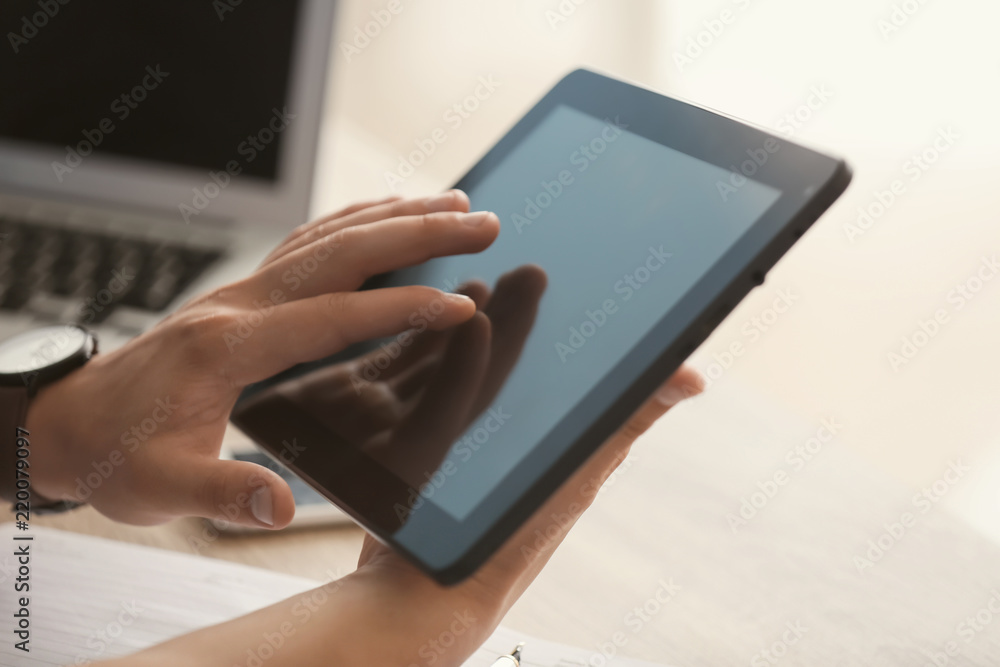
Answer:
[416,212,460,239]
[291,220,312,238]
[416,285,445,306]
[183,284,227,308]
[167,308,234,361]
[389,198,412,217]
[416,212,434,231]
[325,291,352,316]
[619,416,654,443]
[400,286,440,313]
[590,442,634,489]
[301,226,321,246]
[420,191,457,212]
[431,211,463,226]
[324,293,353,345]
[309,220,341,247]
[334,203,363,219]
[330,224,357,249]
[175,310,229,341]
[326,291,359,325]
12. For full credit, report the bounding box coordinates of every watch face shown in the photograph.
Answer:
[0,326,89,375]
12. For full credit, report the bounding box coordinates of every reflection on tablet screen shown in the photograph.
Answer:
[240,104,782,524]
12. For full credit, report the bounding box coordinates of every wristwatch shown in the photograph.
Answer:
[0,324,98,514]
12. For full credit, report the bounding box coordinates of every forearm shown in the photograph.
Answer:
[95,568,494,667]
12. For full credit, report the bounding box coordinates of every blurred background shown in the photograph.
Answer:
[321,0,1000,544]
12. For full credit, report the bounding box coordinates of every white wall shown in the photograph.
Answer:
[666,0,1000,539]
[316,0,664,204]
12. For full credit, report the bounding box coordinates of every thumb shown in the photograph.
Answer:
[167,457,296,529]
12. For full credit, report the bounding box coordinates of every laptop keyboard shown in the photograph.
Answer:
[0,218,222,324]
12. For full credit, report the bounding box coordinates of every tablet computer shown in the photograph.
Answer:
[232,69,851,584]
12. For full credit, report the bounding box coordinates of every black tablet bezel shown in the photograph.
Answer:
[232,68,851,584]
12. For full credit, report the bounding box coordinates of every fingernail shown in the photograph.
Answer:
[461,211,492,227]
[426,191,459,212]
[251,487,274,527]
[656,384,686,407]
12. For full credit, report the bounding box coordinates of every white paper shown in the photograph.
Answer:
[0,525,664,667]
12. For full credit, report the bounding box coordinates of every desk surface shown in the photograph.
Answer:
[8,375,1000,665]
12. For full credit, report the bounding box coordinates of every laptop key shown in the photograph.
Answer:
[0,218,222,316]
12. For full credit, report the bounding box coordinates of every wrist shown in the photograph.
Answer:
[334,567,501,666]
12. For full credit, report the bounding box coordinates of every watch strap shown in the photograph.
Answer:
[0,384,30,503]
[1,384,81,513]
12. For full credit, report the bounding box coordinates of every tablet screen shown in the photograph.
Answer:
[244,103,783,527]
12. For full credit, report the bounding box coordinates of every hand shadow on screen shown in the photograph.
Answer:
[249,264,548,508]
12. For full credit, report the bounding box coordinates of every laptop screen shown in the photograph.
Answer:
[0,2,302,182]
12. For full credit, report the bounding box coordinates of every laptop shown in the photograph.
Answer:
[0,1,335,351]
